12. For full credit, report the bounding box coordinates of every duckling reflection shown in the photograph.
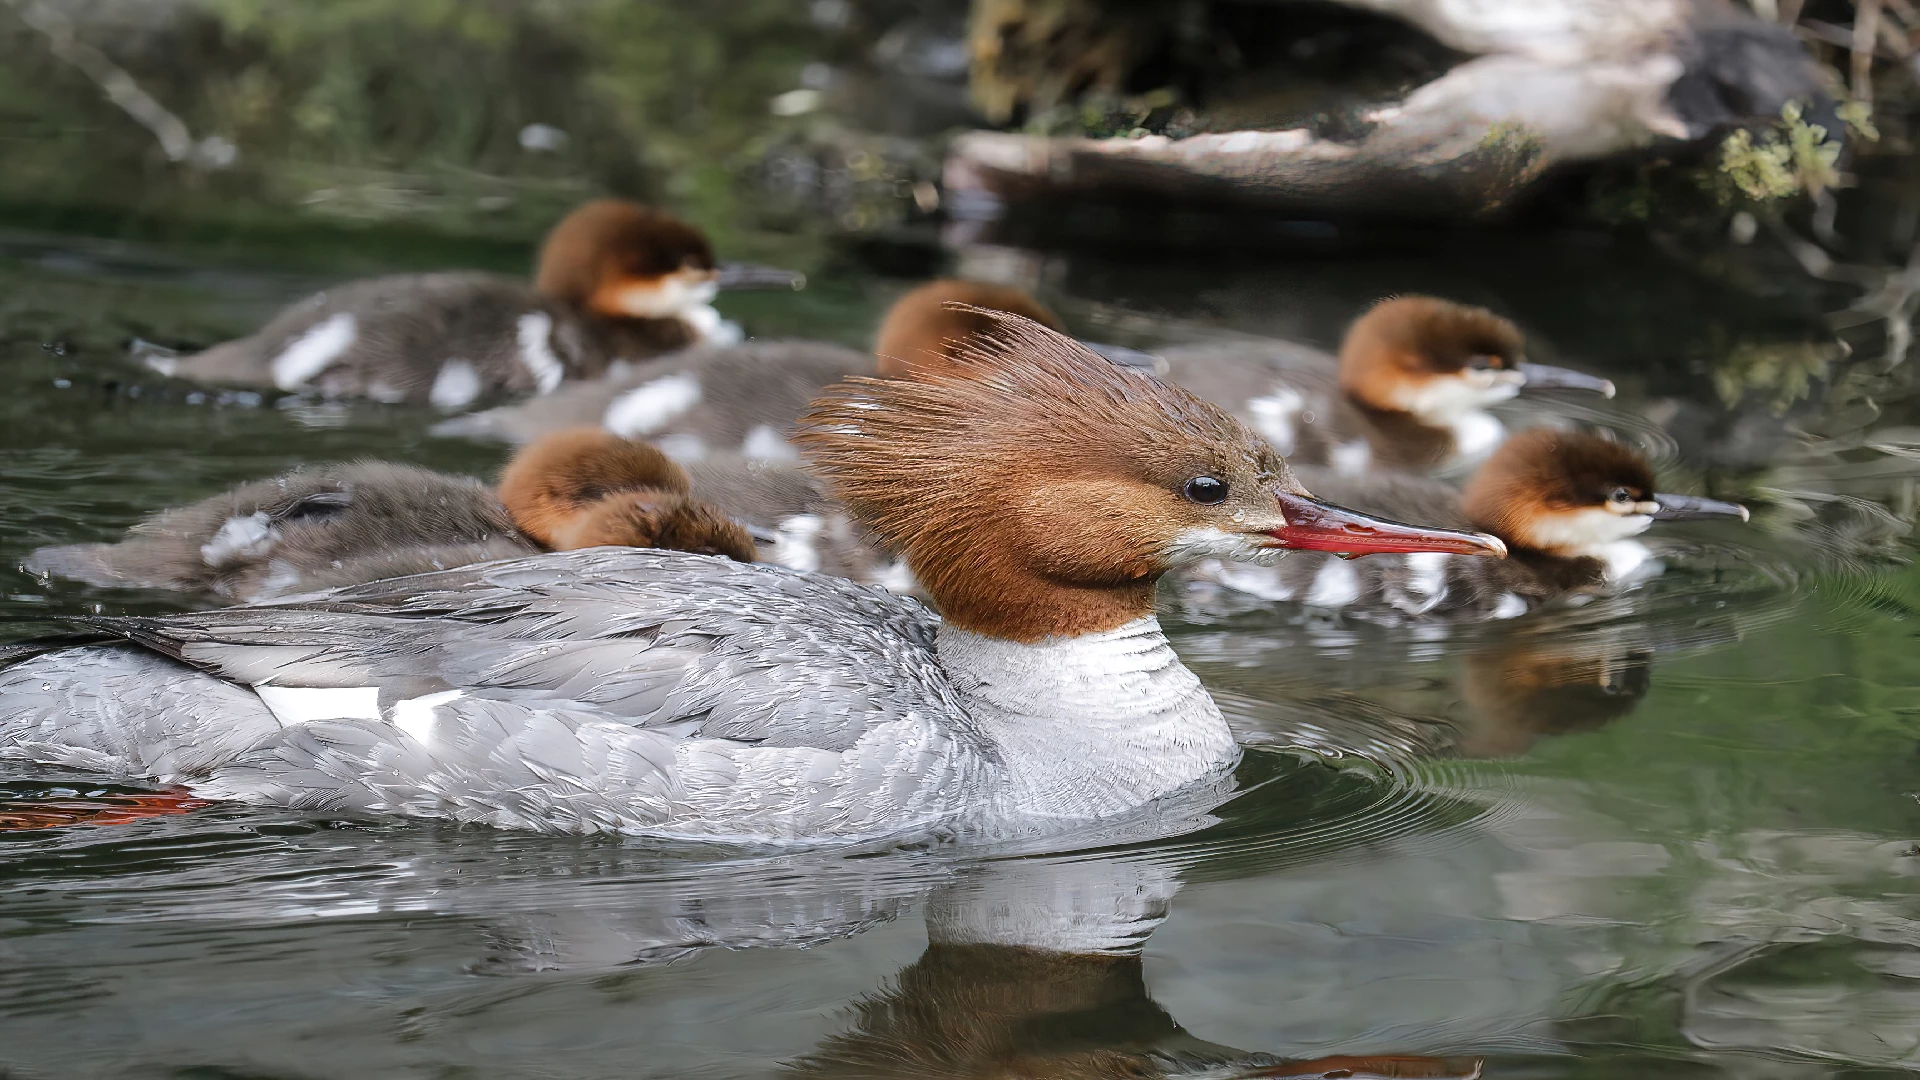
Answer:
[1453,637,1652,758]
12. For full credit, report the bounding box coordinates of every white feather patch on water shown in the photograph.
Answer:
[271,312,357,390]
[741,424,798,462]
[771,513,824,573]
[604,373,702,437]
[516,312,565,393]
[254,685,382,727]
[200,512,274,568]
[1304,557,1361,608]
[429,359,483,410]
[1245,386,1304,456]
[391,689,464,747]
[1490,593,1529,619]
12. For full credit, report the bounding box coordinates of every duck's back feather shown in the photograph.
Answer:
[2,551,984,837]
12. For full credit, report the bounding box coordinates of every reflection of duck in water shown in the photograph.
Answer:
[24,428,755,603]
[1454,637,1652,758]
[791,941,1484,1079]
[1188,429,1749,622]
[1158,297,1615,474]
[147,199,800,407]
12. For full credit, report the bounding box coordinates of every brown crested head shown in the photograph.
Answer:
[1339,295,1527,414]
[562,492,756,562]
[1461,429,1657,554]
[496,427,753,561]
[803,313,1302,641]
[533,199,718,320]
[872,280,1065,379]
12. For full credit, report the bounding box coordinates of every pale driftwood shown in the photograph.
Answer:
[948,0,1830,219]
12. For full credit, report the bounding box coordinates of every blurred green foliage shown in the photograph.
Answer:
[0,0,845,264]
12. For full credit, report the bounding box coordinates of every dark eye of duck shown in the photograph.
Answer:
[1183,476,1229,505]
[1609,487,1634,505]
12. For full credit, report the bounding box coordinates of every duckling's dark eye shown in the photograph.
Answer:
[1183,476,1229,505]
[1609,487,1634,505]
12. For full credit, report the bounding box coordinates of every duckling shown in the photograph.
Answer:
[25,464,531,602]
[1159,296,1616,473]
[433,278,1068,453]
[1187,428,1748,621]
[148,200,799,408]
[495,428,755,561]
[682,455,911,589]
[26,432,754,603]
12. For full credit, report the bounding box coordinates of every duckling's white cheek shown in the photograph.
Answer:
[271,312,357,390]
[1391,371,1521,420]
[1524,508,1654,551]
[604,373,702,437]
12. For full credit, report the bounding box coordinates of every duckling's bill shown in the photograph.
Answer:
[1649,492,1749,522]
[1515,361,1616,398]
[715,262,807,290]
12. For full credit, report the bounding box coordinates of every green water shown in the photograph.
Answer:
[5,2,1920,1076]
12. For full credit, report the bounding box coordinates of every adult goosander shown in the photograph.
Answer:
[147,199,800,408]
[1160,296,1616,474]
[0,316,1503,840]
[25,430,754,602]
[433,277,1067,455]
[1190,428,1748,622]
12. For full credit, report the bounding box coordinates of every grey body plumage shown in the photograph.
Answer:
[0,550,1236,841]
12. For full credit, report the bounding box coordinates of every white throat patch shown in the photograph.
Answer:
[1519,507,1655,577]
[1386,369,1523,422]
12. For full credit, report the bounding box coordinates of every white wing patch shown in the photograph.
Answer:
[271,312,357,390]
[1490,593,1529,619]
[200,512,274,568]
[1304,557,1361,608]
[1199,561,1295,601]
[771,514,825,573]
[254,685,382,727]
[515,312,565,393]
[1330,440,1373,475]
[1449,411,1506,463]
[1246,386,1305,456]
[391,689,464,747]
[429,359,483,410]
[1392,551,1451,615]
[604,373,702,437]
[741,424,798,462]
[653,433,709,462]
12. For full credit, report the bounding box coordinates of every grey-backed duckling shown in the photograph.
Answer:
[1188,427,1748,621]
[148,199,798,408]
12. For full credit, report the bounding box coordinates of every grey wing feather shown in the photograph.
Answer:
[85,549,963,753]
